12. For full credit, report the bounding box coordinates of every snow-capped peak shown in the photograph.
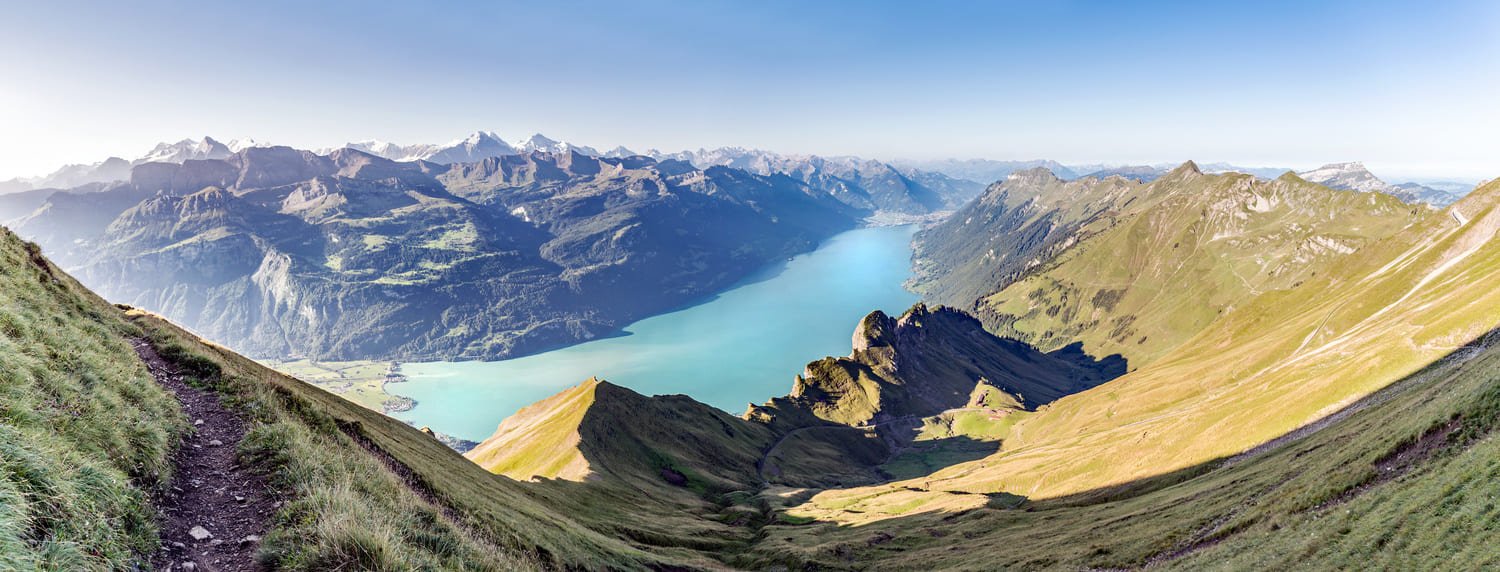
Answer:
[517,133,561,151]
[446,130,502,147]
[135,137,233,165]
[227,137,272,153]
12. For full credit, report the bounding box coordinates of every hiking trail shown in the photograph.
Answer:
[132,338,274,572]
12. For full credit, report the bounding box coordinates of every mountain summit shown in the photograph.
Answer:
[1297,161,1415,201]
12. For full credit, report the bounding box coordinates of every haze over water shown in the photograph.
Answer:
[390,224,922,441]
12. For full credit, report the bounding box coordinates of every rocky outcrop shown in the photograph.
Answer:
[754,303,1125,428]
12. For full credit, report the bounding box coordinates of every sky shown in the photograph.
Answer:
[1,0,1498,181]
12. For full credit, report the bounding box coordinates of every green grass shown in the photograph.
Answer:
[134,315,699,570]
[0,231,183,570]
[0,221,709,570]
[362,234,391,249]
[745,327,1500,569]
[721,178,1500,569]
[258,358,403,412]
[975,169,1425,369]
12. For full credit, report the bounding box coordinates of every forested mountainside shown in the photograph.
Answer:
[0,147,867,360]
[8,170,1500,570]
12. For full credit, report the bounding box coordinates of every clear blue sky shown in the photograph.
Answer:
[2,0,1497,180]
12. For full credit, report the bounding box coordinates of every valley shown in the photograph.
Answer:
[8,3,1500,570]
[389,224,921,441]
[6,155,1500,569]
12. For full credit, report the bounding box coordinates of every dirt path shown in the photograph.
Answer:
[132,338,274,572]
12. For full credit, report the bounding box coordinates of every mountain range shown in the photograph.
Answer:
[0,146,868,361]
[6,135,1500,569]
[913,162,1427,369]
[8,132,1472,209]
[438,158,1500,568]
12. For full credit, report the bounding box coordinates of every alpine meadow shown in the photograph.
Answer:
[2,1,1500,570]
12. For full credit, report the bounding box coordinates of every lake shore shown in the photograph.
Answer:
[387,224,924,441]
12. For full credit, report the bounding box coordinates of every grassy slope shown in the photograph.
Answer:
[751,291,1500,570]
[132,312,733,570]
[730,178,1500,568]
[0,227,182,570]
[975,167,1427,368]
[909,168,1142,308]
[0,218,724,570]
[952,177,1500,498]
[467,304,1124,491]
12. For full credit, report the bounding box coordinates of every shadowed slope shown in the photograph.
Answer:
[470,303,1124,493]
[749,304,1124,429]
[813,175,1500,503]
[467,377,776,495]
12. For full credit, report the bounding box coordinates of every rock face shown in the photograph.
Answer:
[6,147,861,361]
[1298,161,1417,202]
[469,302,1123,492]
[751,304,1124,428]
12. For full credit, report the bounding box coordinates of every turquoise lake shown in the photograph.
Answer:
[389,224,922,441]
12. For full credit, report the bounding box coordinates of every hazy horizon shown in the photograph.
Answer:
[3,0,1497,181]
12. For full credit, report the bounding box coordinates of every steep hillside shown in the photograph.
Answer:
[467,377,775,493]
[0,227,183,569]
[853,176,1500,498]
[469,304,1124,493]
[910,167,1144,308]
[4,147,861,361]
[915,162,1428,369]
[749,304,1124,428]
[0,224,684,570]
[720,179,1500,570]
[976,166,1427,367]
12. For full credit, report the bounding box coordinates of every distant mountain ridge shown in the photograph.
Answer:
[1291,161,1463,205]
[889,158,1079,184]
[5,133,1470,210]
[644,147,984,214]
[912,162,1430,368]
[0,136,272,193]
[0,146,864,361]
[1297,161,1415,201]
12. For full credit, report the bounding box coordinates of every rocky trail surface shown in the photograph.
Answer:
[132,338,275,572]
